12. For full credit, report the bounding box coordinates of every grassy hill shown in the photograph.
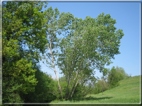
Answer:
[50,75,141,104]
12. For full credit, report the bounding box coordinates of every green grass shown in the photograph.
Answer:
[50,75,141,104]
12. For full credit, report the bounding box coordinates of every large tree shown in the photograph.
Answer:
[42,8,74,99]
[2,1,48,103]
[58,13,124,100]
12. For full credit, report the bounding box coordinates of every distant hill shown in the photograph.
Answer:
[51,75,141,104]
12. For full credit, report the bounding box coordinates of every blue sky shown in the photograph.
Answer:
[40,2,141,78]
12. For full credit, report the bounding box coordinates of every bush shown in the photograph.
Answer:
[93,79,109,94]
[108,66,128,88]
[22,70,57,103]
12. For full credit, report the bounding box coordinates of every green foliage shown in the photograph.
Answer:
[71,84,84,100]
[2,1,48,103]
[108,66,128,88]
[58,13,124,100]
[2,1,125,103]
[93,79,109,94]
[59,76,94,101]
[91,66,128,94]
[42,5,75,100]
[58,76,67,99]
[22,69,57,103]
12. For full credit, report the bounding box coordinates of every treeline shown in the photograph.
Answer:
[2,1,124,103]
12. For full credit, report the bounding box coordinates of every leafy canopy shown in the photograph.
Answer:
[58,13,124,100]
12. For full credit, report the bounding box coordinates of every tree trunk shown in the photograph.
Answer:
[70,79,79,99]
[48,38,63,100]
[68,71,79,99]
[54,67,63,100]
[65,74,70,100]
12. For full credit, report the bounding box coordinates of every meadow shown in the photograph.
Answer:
[50,75,141,104]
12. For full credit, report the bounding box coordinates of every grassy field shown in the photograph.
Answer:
[50,75,141,104]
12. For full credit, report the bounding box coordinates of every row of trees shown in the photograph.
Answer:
[2,1,124,103]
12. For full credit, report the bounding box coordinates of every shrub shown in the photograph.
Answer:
[22,70,57,103]
[108,66,128,88]
[93,79,109,94]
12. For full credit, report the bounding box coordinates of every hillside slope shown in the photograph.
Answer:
[51,75,141,104]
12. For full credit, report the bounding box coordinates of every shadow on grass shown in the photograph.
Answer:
[72,96,113,101]
[84,96,112,100]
